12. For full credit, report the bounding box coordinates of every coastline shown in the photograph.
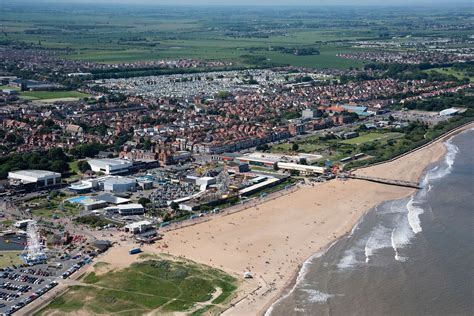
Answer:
[58,122,473,316]
[261,122,474,316]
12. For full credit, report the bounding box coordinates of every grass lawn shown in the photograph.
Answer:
[19,91,89,100]
[68,161,79,174]
[271,142,325,154]
[0,251,23,269]
[424,67,473,82]
[340,132,403,145]
[0,85,20,91]
[35,257,238,316]
[25,195,81,219]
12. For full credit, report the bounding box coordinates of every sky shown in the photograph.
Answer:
[28,0,472,5]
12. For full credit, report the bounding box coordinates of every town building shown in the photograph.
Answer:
[8,170,61,189]
[105,204,145,216]
[102,177,136,193]
[302,108,317,119]
[88,158,133,175]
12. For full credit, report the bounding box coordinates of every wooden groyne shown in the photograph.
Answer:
[347,174,422,189]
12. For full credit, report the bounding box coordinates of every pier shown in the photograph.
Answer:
[347,174,422,189]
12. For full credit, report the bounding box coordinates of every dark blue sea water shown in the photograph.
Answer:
[268,129,474,316]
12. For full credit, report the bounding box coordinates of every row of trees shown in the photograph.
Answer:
[0,148,70,179]
[404,92,474,112]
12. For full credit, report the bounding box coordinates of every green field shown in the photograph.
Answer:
[271,141,325,154]
[0,252,23,269]
[340,132,404,145]
[24,195,81,219]
[3,3,470,68]
[19,91,89,100]
[425,67,473,82]
[35,257,238,316]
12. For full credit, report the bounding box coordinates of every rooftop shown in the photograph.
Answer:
[88,158,132,168]
[8,170,61,178]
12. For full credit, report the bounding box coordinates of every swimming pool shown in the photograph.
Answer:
[68,196,91,204]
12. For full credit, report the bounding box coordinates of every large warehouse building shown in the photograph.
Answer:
[8,170,61,189]
[103,177,137,193]
[87,158,133,175]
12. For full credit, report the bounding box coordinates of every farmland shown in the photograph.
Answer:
[2,3,469,68]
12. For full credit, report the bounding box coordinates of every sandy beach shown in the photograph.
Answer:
[92,123,472,316]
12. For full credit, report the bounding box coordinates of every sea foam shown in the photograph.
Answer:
[364,225,391,263]
[264,241,338,316]
[302,289,335,303]
[407,196,423,234]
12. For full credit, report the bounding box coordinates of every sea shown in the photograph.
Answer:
[267,129,473,316]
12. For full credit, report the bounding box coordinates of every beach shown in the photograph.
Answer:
[93,123,472,316]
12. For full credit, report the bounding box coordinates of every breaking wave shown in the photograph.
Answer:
[264,241,338,316]
[302,289,335,303]
[364,225,391,263]
[337,249,358,269]
[407,196,423,234]
[422,139,459,187]
[390,220,412,262]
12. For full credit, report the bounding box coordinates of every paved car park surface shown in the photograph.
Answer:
[0,255,91,315]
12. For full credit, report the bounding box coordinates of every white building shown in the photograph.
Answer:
[88,158,133,175]
[124,220,152,234]
[105,203,145,216]
[103,177,136,193]
[277,162,325,175]
[439,108,459,116]
[14,219,33,229]
[302,108,316,119]
[8,170,61,188]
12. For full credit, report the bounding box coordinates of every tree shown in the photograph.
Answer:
[50,160,69,174]
[77,160,91,173]
[170,202,179,211]
[143,138,152,150]
[138,197,151,207]
[292,143,299,152]
[290,170,300,176]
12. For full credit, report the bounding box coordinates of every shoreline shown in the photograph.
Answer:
[33,122,473,316]
[260,122,473,316]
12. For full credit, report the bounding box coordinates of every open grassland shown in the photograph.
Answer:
[35,257,237,316]
[24,195,81,219]
[340,132,404,145]
[269,130,408,165]
[19,91,89,100]
[424,67,473,82]
[0,252,23,269]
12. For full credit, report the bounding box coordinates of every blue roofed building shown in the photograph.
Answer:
[341,105,374,117]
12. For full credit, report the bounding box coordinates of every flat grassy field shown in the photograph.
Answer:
[340,132,403,145]
[425,67,473,82]
[0,251,23,269]
[19,91,89,100]
[271,142,325,154]
[35,257,238,316]
[0,85,20,91]
[24,195,81,219]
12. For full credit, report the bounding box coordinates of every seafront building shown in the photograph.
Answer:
[8,170,61,189]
